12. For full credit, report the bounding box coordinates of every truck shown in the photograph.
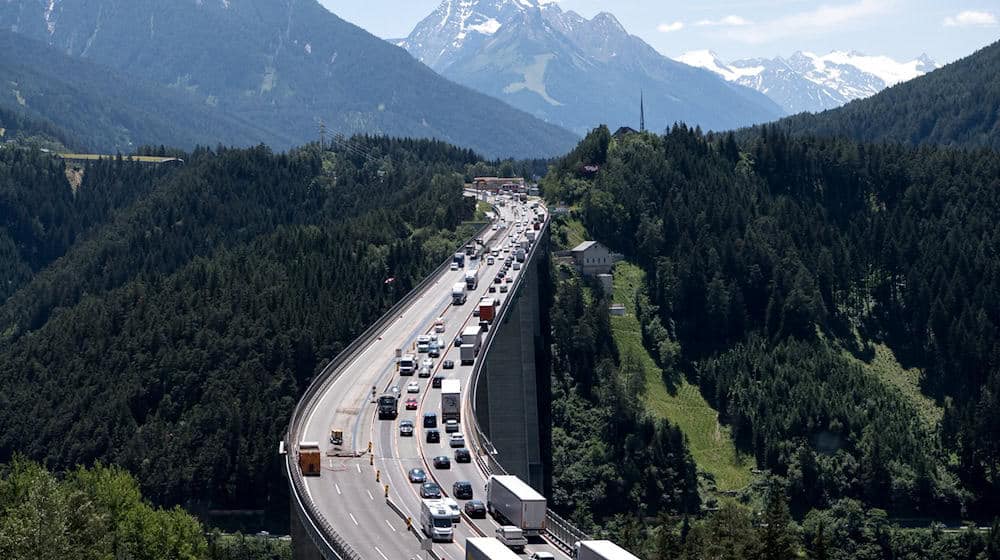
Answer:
[377,393,398,419]
[479,297,498,323]
[452,282,467,305]
[526,230,537,243]
[574,540,642,560]
[465,267,480,290]
[460,326,483,365]
[453,252,466,267]
[485,475,546,537]
[465,537,521,560]
[298,441,321,477]
[441,379,461,422]
[515,248,526,263]
[465,242,477,256]
[399,353,417,376]
[420,499,454,543]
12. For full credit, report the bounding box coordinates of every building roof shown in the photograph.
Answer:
[572,241,600,252]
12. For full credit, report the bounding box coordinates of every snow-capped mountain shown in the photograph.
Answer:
[676,50,938,114]
[398,0,784,134]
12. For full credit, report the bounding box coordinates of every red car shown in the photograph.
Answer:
[405,397,419,410]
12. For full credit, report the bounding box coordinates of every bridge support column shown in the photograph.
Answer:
[290,499,325,560]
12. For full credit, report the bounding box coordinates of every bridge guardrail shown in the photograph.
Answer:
[285,191,494,560]
[464,207,593,554]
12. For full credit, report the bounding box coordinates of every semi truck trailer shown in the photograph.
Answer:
[574,540,642,560]
[485,475,546,537]
[452,282,467,305]
[441,379,461,422]
[465,267,480,290]
[465,537,521,560]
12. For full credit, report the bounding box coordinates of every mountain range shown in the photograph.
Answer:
[398,0,784,135]
[0,0,577,157]
[677,50,938,115]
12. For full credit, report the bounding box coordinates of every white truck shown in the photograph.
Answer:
[485,475,546,537]
[575,540,642,560]
[465,267,480,290]
[441,379,461,422]
[465,537,522,560]
[452,282,467,305]
[420,499,454,542]
[399,353,416,376]
[460,325,483,365]
[526,230,537,243]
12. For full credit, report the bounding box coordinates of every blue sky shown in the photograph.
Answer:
[321,0,1000,63]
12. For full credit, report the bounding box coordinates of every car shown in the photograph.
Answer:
[444,419,459,433]
[421,358,434,369]
[513,262,521,270]
[489,285,496,293]
[433,455,451,469]
[390,385,401,395]
[399,420,414,436]
[423,412,438,428]
[494,276,502,284]
[406,381,420,394]
[449,433,466,448]
[428,347,441,358]
[454,448,471,463]
[530,553,556,560]
[474,307,482,316]
[434,320,446,334]
[405,397,418,410]
[441,497,462,521]
[452,480,473,499]
[420,482,442,499]
[418,365,431,378]
[416,335,431,353]
[432,375,445,388]
[506,277,513,284]
[442,360,454,370]
[453,335,462,347]
[408,468,426,483]
[450,262,459,271]
[426,429,440,443]
[487,257,495,265]
[464,499,486,518]
[500,285,509,293]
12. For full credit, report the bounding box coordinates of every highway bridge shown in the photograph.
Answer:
[284,192,589,560]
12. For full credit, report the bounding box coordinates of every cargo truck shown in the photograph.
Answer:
[574,540,642,560]
[377,393,398,419]
[399,353,417,376]
[441,379,461,422]
[485,475,546,536]
[452,282,467,305]
[298,441,321,477]
[453,252,466,267]
[515,248,526,263]
[460,326,483,365]
[465,537,521,560]
[479,297,498,323]
[465,267,480,290]
[420,499,454,542]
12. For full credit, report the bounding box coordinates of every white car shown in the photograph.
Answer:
[450,262,459,271]
[407,381,420,394]
[449,433,466,448]
[530,553,556,560]
[421,358,434,369]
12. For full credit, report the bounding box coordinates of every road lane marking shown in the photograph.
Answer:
[356,463,361,473]
[349,513,358,526]
[374,546,389,560]
[385,519,397,532]
[335,483,342,496]
[367,489,374,501]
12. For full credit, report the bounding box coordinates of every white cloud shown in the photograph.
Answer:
[695,15,752,27]
[727,0,894,44]
[657,21,684,33]
[943,10,998,27]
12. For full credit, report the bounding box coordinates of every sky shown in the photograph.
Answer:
[320,0,1000,64]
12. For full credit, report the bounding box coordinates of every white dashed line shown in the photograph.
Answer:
[385,519,397,532]
[335,483,341,496]
[349,513,359,526]
[374,546,389,560]
[356,464,361,473]
[367,490,374,501]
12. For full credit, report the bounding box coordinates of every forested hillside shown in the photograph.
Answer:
[0,138,481,522]
[542,125,1000,556]
[773,40,1000,149]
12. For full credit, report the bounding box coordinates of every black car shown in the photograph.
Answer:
[428,347,440,358]
[432,375,445,388]
[494,276,502,284]
[423,412,438,428]
[426,429,440,443]
[453,480,473,500]
[489,285,496,293]
[433,455,451,469]
[454,336,462,347]
[454,448,471,463]
[473,308,480,317]
[464,499,486,518]
[420,482,442,499]
[442,360,455,370]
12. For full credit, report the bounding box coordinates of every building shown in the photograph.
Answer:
[571,241,614,276]
[474,177,526,194]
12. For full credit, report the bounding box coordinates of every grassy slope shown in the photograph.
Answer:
[842,342,944,430]
[611,262,753,491]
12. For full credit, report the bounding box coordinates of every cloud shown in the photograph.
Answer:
[943,10,997,27]
[657,21,684,33]
[728,0,894,44]
[695,15,752,27]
